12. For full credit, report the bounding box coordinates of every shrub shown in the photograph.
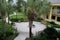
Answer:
[10,18,24,22]
[31,32,47,40]
[10,19,20,22]
[36,17,43,22]
[30,27,58,40]
[0,20,18,40]
[44,27,58,38]
[46,21,60,28]
[57,30,60,39]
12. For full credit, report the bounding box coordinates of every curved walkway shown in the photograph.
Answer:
[13,22,46,40]
[5,12,46,40]
[6,12,60,40]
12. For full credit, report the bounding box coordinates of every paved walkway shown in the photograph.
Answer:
[13,22,46,40]
[5,12,60,40]
[5,12,46,40]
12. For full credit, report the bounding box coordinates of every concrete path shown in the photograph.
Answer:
[5,12,60,40]
[5,12,46,40]
[14,21,46,40]
[14,32,29,40]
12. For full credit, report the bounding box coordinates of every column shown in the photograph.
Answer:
[49,6,53,21]
[55,16,57,22]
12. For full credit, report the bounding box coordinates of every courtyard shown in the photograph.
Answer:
[0,0,60,40]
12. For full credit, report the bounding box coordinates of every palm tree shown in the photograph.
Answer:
[27,8,36,38]
[27,0,37,38]
[0,0,6,40]
[0,0,14,40]
[6,0,13,23]
[27,0,50,38]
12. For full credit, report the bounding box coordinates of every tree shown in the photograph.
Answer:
[6,0,13,23]
[36,0,50,23]
[13,0,26,20]
[27,0,50,38]
[0,0,14,40]
[16,0,26,12]
[27,8,36,38]
[27,0,37,38]
[0,0,6,40]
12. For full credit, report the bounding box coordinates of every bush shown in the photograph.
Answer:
[36,17,43,22]
[10,18,20,22]
[10,18,24,22]
[47,21,60,28]
[0,20,18,40]
[30,27,58,40]
[55,30,60,39]
[57,30,60,39]
[44,27,58,38]
[31,32,47,40]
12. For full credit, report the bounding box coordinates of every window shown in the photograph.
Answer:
[57,7,60,14]
[57,17,60,22]
[51,15,55,20]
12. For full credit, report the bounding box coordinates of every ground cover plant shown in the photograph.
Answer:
[0,19,18,40]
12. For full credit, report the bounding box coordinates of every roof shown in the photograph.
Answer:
[48,0,60,4]
[51,4,60,6]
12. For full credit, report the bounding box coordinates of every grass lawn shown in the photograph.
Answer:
[10,12,27,21]
[10,12,27,20]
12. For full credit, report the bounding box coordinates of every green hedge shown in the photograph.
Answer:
[47,21,60,28]
[36,17,43,22]
[10,18,24,22]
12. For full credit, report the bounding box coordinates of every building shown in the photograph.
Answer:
[44,0,60,24]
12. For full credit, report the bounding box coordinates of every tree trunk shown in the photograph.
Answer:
[42,14,46,24]
[16,13,17,20]
[1,11,6,40]
[29,21,33,38]
[2,17,6,40]
[8,12,10,24]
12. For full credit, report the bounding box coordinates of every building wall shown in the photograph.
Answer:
[45,4,60,24]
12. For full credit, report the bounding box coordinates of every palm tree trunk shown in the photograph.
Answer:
[8,12,10,24]
[16,13,17,20]
[2,18,6,40]
[29,21,33,38]
[43,14,46,24]
[1,11,6,40]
